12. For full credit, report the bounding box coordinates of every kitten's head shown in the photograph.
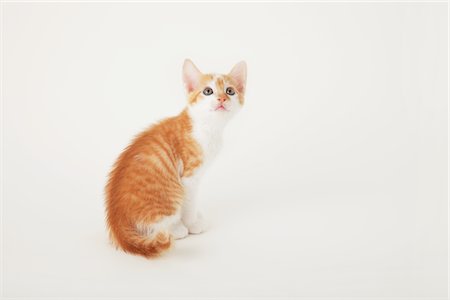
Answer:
[182,59,247,119]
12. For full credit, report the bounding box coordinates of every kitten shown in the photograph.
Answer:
[105,59,247,258]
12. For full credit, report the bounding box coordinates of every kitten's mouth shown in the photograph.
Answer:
[215,105,228,111]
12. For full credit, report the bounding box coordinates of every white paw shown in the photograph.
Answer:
[185,213,208,234]
[170,222,189,240]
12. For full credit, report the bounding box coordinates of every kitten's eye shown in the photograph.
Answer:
[203,87,213,96]
[226,87,235,96]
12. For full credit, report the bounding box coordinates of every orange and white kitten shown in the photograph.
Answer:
[105,59,247,258]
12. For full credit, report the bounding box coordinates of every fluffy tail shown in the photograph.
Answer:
[109,221,172,258]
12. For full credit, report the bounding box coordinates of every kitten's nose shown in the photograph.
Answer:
[217,95,227,103]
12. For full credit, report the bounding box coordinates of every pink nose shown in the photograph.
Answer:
[218,96,227,103]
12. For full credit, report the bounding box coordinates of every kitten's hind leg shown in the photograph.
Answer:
[152,212,188,240]
[139,211,187,240]
[170,221,189,240]
[184,211,207,234]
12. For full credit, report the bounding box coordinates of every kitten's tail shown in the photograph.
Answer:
[109,221,172,258]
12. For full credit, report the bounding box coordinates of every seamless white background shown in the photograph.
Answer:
[2,2,448,299]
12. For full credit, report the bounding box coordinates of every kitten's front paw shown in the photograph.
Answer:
[184,213,208,234]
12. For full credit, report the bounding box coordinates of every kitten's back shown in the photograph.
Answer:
[105,110,200,257]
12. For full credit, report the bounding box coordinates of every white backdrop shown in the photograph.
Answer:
[3,2,448,299]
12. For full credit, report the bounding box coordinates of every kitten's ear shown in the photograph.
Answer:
[182,59,202,93]
[228,61,247,94]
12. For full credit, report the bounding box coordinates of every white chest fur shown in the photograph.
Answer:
[190,114,223,167]
[187,107,228,177]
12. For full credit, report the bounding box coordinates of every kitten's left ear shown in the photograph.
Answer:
[228,61,247,94]
[183,59,202,93]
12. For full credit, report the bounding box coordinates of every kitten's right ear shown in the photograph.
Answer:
[182,59,202,93]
